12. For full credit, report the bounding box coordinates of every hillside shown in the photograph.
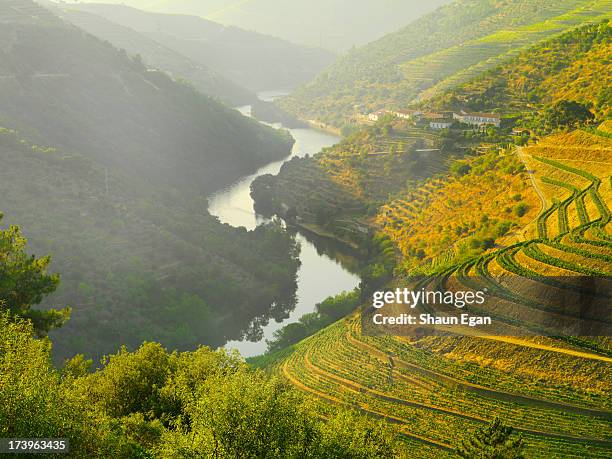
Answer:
[252,120,455,246]
[0,0,293,197]
[0,0,302,361]
[44,3,257,106]
[278,0,611,128]
[0,128,301,362]
[253,17,612,456]
[272,125,612,457]
[255,21,610,254]
[59,2,336,92]
[430,20,611,120]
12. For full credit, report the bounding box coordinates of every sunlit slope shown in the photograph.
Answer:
[377,149,541,271]
[279,316,611,457]
[274,128,611,457]
[279,0,611,127]
[251,121,450,243]
[431,21,611,118]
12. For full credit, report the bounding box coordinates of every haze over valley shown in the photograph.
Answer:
[1,1,610,457]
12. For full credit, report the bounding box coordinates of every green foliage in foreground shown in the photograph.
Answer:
[0,213,69,335]
[0,315,399,458]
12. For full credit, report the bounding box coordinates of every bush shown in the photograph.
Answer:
[514,202,528,217]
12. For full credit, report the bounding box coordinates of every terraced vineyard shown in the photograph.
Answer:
[415,3,612,102]
[274,128,612,456]
[377,148,540,271]
[279,314,611,457]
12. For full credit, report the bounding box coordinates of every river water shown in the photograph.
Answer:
[208,93,360,357]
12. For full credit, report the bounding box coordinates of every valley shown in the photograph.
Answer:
[0,1,610,457]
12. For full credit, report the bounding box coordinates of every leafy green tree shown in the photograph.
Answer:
[457,418,525,459]
[0,213,69,335]
[83,342,173,418]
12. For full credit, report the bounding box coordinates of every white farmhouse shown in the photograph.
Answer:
[453,110,500,127]
[393,109,420,119]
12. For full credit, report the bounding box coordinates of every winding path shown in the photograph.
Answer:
[517,146,548,239]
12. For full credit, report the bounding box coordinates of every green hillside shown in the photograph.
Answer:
[46,3,257,106]
[279,0,611,128]
[0,0,293,196]
[0,0,302,362]
[63,2,335,92]
[430,20,611,121]
[0,127,301,362]
[274,126,612,457]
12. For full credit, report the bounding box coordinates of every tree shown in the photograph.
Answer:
[457,418,525,459]
[0,315,136,457]
[541,100,595,131]
[0,213,69,335]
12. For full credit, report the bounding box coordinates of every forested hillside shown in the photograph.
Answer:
[45,3,257,106]
[59,2,335,92]
[279,0,611,128]
[0,0,302,361]
[0,0,293,196]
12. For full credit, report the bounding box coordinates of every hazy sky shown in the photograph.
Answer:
[67,0,453,51]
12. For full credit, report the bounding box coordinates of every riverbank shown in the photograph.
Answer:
[291,221,363,252]
[306,119,343,136]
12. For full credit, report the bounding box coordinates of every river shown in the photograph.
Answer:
[208,92,361,357]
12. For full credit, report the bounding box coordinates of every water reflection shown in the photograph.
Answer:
[208,95,361,357]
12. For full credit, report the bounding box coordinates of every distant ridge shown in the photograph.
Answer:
[58,2,336,92]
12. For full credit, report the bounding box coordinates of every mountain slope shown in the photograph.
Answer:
[44,3,257,106]
[0,0,293,196]
[60,2,336,92]
[0,0,301,361]
[431,20,611,120]
[0,128,300,362]
[278,0,611,128]
[149,0,453,52]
